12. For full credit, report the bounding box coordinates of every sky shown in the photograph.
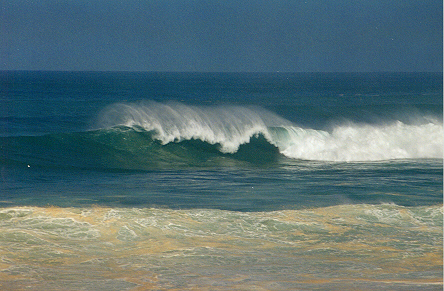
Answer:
[1,0,442,72]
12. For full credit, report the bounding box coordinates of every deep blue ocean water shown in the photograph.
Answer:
[0,71,442,290]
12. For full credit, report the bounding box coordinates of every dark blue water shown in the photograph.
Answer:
[0,71,442,290]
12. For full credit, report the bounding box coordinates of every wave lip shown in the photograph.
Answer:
[95,101,290,154]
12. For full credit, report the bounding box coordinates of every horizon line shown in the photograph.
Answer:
[1,69,442,74]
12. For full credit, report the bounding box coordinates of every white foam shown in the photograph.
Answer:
[276,121,443,161]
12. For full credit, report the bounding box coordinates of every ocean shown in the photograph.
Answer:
[0,71,442,290]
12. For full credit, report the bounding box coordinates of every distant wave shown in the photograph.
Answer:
[95,101,443,162]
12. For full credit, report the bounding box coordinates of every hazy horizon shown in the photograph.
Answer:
[2,0,442,73]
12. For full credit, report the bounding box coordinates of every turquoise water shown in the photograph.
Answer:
[0,72,442,289]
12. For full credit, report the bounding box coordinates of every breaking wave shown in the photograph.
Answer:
[1,101,442,171]
[95,101,442,162]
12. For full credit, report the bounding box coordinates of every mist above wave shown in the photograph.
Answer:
[96,101,443,162]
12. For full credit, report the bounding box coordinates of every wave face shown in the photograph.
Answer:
[1,126,282,170]
[96,101,442,162]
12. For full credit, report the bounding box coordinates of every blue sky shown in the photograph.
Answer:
[1,0,442,72]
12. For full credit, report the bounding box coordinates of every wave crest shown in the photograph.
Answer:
[96,101,443,162]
